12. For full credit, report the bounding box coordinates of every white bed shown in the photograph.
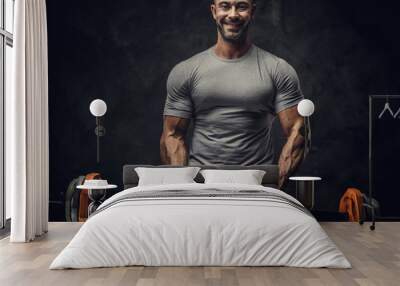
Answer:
[50,183,351,269]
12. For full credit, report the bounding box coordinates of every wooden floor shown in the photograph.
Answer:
[0,222,399,286]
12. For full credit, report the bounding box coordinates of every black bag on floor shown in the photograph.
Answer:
[362,193,381,219]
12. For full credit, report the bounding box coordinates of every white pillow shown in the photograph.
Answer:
[200,169,266,185]
[135,167,201,186]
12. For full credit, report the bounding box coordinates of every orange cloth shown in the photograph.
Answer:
[78,173,101,222]
[339,187,364,222]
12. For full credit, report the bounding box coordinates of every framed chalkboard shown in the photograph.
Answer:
[369,95,400,221]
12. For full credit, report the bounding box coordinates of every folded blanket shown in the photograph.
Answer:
[92,188,311,218]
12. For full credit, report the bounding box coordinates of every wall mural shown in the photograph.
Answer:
[47,0,400,221]
[160,0,305,192]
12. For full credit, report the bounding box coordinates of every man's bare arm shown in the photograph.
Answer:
[160,116,190,165]
[277,106,305,188]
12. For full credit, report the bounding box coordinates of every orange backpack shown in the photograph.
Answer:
[339,187,363,222]
[78,172,101,222]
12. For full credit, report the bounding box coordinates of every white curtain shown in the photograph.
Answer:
[8,0,49,242]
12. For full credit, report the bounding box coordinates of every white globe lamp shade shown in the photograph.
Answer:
[297,99,315,117]
[90,99,107,117]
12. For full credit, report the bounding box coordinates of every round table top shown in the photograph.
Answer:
[77,184,117,190]
[289,176,322,181]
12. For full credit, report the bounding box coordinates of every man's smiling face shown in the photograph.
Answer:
[211,0,256,43]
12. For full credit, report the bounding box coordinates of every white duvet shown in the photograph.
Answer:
[50,183,351,269]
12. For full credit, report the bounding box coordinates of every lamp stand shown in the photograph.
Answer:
[307,116,311,153]
[94,117,106,163]
[303,116,312,159]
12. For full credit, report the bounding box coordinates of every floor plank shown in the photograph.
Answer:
[0,222,399,286]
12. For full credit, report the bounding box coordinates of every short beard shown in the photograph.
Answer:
[216,20,250,44]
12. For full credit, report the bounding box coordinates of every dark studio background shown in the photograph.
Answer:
[46,0,400,221]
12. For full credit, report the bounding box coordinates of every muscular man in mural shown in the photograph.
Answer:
[160,0,305,188]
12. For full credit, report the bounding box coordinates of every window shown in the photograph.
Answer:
[1,0,14,230]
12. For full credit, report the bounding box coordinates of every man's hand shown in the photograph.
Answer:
[160,116,190,165]
[277,105,305,189]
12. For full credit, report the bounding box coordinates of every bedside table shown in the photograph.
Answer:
[77,184,117,216]
[289,176,321,210]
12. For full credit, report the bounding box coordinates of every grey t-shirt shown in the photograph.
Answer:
[163,45,304,166]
